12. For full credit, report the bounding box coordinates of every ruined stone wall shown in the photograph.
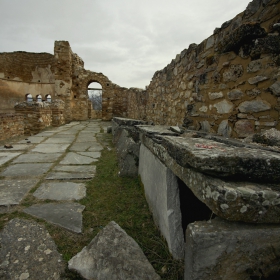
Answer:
[0,52,55,113]
[91,110,102,119]
[54,41,73,122]
[71,58,128,121]
[127,0,280,138]
[112,87,128,117]
[127,88,148,120]
[51,99,65,127]
[0,113,24,141]
[0,41,129,121]
[14,102,52,135]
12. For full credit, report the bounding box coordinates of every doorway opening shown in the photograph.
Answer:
[88,82,102,111]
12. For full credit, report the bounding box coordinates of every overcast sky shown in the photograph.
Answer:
[0,0,249,89]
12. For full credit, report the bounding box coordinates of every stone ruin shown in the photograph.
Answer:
[1,0,280,140]
[112,117,280,279]
[1,0,280,279]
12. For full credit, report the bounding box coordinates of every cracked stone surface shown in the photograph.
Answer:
[59,152,99,165]
[43,138,74,144]
[185,218,280,280]
[0,179,39,206]
[18,136,47,144]
[31,143,70,154]
[145,131,280,183]
[53,165,96,173]
[68,221,160,280]
[0,163,52,178]
[46,172,95,180]
[12,153,62,163]
[33,182,86,201]
[0,218,65,280]
[70,142,103,152]
[24,203,85,233]
[0,152,22,166]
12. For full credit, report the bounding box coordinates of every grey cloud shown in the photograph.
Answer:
[0,0,249,88]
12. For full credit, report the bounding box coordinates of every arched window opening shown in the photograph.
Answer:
[36,94,42,102]
[26,93,33,102]
[46,94,52,102]
[88,82,102,111]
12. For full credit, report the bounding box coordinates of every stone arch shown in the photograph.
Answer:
[26,93,33,102]
[78,71,113,121]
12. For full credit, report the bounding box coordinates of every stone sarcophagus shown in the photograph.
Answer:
[112,117,280,280]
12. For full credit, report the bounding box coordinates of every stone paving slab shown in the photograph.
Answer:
[12,153,62,163]
[0,144,32,151]
[88,145,103,152]
[17,136,47,144]
[0,218,65,280]
[0,163,52,177]
[70,142,99,152]
[35,131,57,137]
[79,130,99,134]
[0,179,39,205]
[53,165,96,174]
[33,182,86,201]
[50,134,75,139]
[75,136,97,142]
[43,138,74,144]
[24,202,85,233]
[0,152,22,166]
[56,131,77,135]
[78,151,101,158]
[32,143,70,153]
[46,172,95,180]
[59,152,98,165]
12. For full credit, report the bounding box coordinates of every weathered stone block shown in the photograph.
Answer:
[144,135,280,224]
[185,218,280,280]
[238,99,271,113]
[217,120,232,137]
[68,221,160,280]
[140,128,280,183]
[234,119,255,137]
[0,218,65,280]
[227,89,243,100]
[116,128,140,176]
[248,75,268,84]
[208,91,223,100]
[214,99,234,114]
[139,144,184,259]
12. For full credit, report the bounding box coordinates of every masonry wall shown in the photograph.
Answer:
[127,0,280,138]
[71,61,129,121]
[0,52,55,113]
[14,102,52,135]
[0,113,24,141]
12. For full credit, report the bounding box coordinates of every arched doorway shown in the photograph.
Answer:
[87,82,102,119]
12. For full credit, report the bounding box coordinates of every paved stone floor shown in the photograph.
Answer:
[0,120,110,233]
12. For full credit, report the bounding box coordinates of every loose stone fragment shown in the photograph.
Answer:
[0,218,65,279]
[68,221,160,280]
